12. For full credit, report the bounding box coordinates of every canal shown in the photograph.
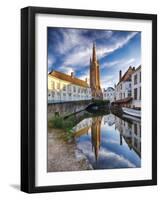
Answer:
[72,112,141,170]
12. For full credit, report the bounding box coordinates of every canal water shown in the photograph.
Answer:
[72,112,141,170]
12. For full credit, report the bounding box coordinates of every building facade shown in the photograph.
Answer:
[131,65,141,109]
[48,71,92,103]
[103,87,115,103]
[90,43,103,99]
[114,66,141,109]
[114,66,135,107]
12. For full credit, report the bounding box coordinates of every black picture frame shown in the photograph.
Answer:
[21,6,157,193]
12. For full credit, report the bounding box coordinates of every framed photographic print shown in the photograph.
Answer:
[21,6,157,193]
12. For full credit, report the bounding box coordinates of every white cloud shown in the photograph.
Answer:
[63,46,91,67]
[49,29,139,87]
[57,29,90,55]
[61,31,138,68]
[97,32,138,57]
[77,70,90,83]
[48,57,55,72]
[101,75,117,89]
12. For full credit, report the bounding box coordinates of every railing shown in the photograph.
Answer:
[48,99,92,104]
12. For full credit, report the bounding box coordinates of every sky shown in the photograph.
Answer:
[48,27,141,88]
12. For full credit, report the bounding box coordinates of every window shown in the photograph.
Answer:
[134,74,137,85]
[140,125,141,137]
[140,87,141,100]
[52,91,55,97]
[140,71,141,83]
[73,86,76,93]
[57,82,60,89]
[128,123,132,129]
[134,138,138,148]
[134,88,137,100]
[63,84,66,91]
[128,90,131,97]
[134,124,138,135]
[120,84,122,90]
[67,85,71,92]
[52,81,55,89]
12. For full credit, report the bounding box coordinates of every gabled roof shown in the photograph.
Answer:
[117,66,135,85]
[104,87,115,92]
[49,70,89,88]
[135,65,141,72]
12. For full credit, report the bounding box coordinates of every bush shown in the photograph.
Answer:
[92,99,110,106]
[48,115,76,133]
[48,116,64,129]
[48,116,77,141]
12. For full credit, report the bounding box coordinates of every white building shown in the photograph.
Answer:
[131,65,141,109]
[48,71,92,103]
[103,87,115,103]
[114,67,135,107]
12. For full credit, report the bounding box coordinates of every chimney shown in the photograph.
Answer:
[71,72,74,78]
[119,70,122,81]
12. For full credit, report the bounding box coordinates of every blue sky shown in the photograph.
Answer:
[48,27,141,88]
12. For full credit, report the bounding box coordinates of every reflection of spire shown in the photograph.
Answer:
[91,116,102,161]
[120,134,122,145]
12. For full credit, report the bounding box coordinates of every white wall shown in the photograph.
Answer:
[0,0,160,199]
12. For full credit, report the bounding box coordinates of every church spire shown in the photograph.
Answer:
[90,42,103,99]
[92,42,97,62]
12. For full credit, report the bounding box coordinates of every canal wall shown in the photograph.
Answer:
[48,100,92,117]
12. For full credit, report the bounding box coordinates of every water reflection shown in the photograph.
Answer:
[73,113,141,169]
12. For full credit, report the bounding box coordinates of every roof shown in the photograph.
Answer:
[117,66,135,85]
[49,70,89,88]
[134,65,141,72]
[114,97,132,104]
[104,87,115,92]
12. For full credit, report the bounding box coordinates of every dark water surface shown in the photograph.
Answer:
[73,113,141,169]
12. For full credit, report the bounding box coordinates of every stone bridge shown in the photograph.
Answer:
[48,100,92,118]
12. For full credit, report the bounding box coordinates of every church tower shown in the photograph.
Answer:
[90,43,103,99]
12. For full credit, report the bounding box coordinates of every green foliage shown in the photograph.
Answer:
[48,116,76,141]
[64,128,74,141]
[92,99,110,106]
[48,116,75,129]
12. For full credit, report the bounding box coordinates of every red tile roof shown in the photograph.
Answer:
[49,70,89,88]
[117,66,135,85]
[114,97,132,104]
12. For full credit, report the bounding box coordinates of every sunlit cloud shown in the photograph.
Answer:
[48,28,141,87]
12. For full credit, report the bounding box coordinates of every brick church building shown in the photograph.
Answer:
[90,43,103,100]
